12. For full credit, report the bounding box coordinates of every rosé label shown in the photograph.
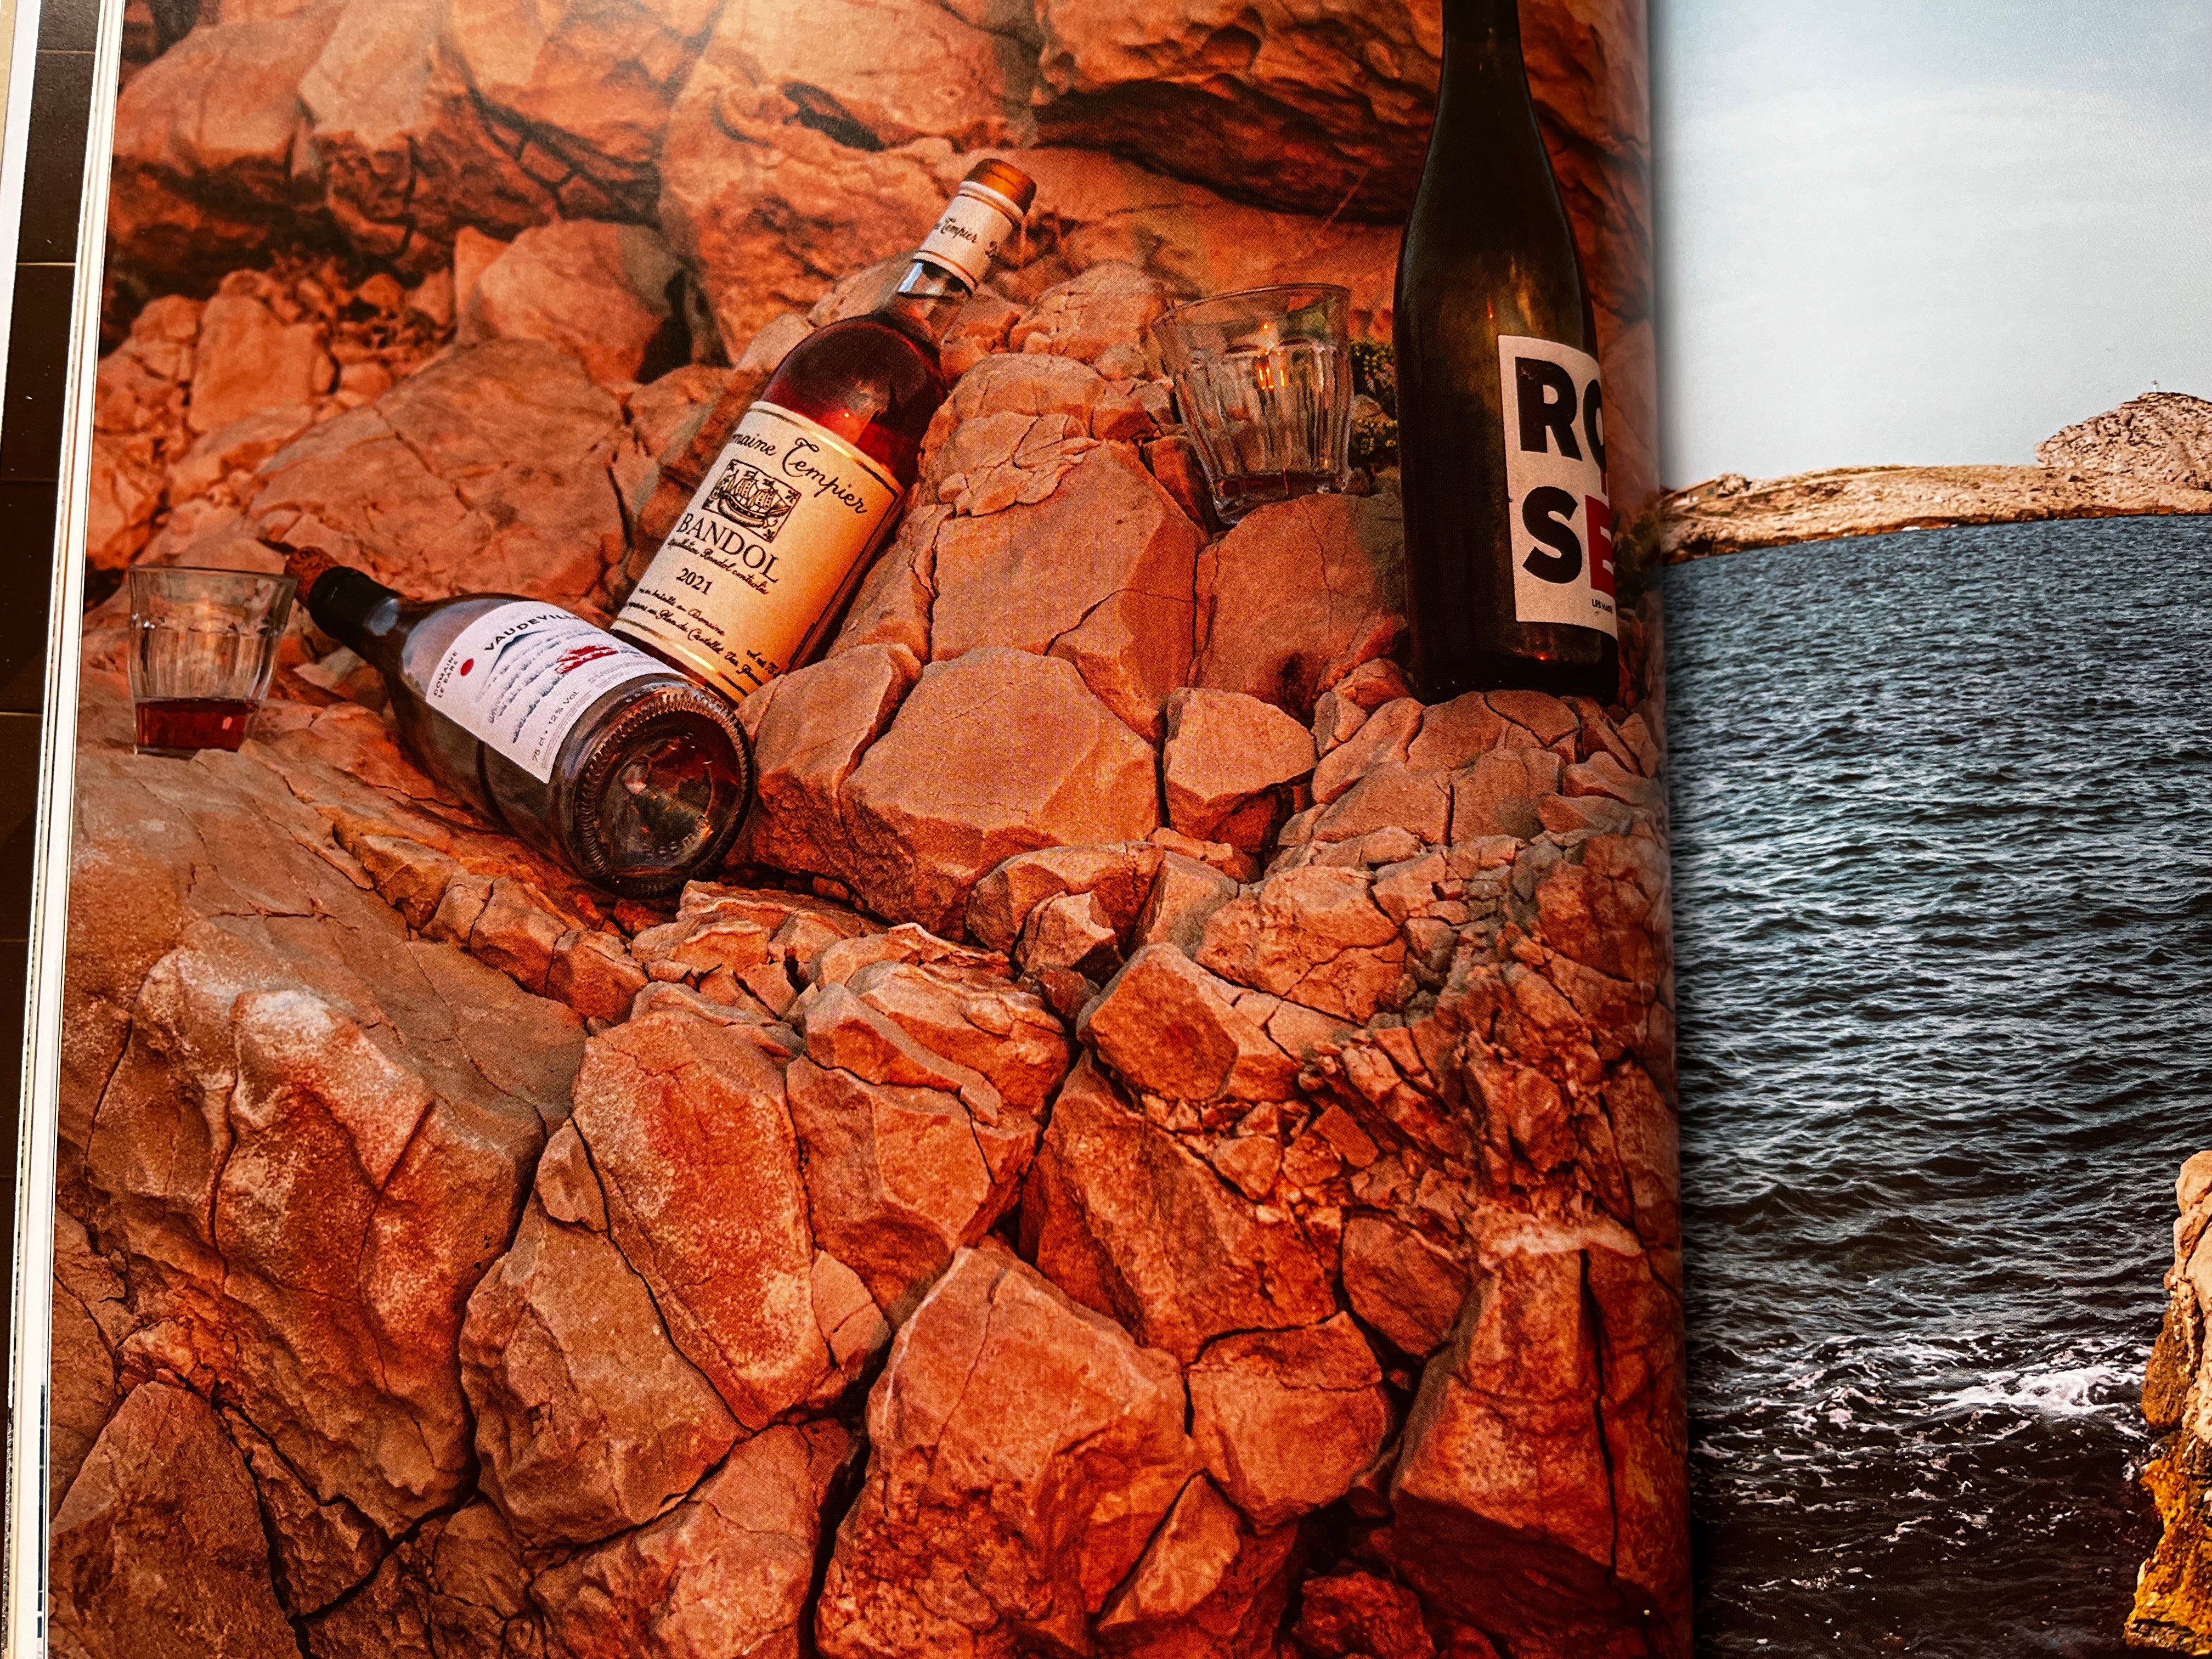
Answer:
[1497,335,1616,636]
[614,401,902,702]
[426,602,665,782]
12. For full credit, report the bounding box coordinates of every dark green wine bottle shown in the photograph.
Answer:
[1395,0,1620,703]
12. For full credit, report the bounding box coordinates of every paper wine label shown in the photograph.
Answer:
[1497,335,1617,636]
[614,401,902,702]
[426,602,666,783]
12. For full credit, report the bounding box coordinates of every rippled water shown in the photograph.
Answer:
[1666,517,2212,1656]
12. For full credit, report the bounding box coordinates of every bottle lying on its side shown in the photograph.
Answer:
[614,157,1037,704]
[286,548,754,899]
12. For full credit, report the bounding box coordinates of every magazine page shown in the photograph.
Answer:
[1656,4,2210,1655]
[12,1,1685,1656]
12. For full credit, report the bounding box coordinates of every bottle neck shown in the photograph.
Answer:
[874,256,977,349]
[306,567,404,665]
[1439,0,1532,95]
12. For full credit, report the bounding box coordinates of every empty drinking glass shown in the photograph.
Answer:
[127,566,296,757]
[1153,284,1355,523]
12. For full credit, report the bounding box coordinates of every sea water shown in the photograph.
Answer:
[1667,517,2212,1656]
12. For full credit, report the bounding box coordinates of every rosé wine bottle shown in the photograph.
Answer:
[613,158,1037,703]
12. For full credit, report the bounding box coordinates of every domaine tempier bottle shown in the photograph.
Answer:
[1395,0,1619,702]
[292,554,754,899]
[614,159,1037,701]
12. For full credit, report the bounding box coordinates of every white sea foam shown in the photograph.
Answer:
[1939,1361,2137,1419]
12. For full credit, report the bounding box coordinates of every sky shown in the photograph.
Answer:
[1653,1,2212,484]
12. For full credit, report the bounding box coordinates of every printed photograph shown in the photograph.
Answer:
[32,2,1682,1657]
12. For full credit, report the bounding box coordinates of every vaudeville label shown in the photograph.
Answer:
[613,401,902,702]
[426,603,667,782]
[1496,335,1616,636]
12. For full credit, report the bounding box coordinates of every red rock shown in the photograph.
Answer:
[922,352,1107,515]
[71,737,583,1538]
[50,1216,129,1513]
[1341,1216,1470,1357]
[703,0,1030,151]
[302,1,552,272]
[1137,852,1242,953]
[1096,1475,1302,1658]
[1011,147,1402,336]
[967,840,1167,953]
[736,643,921,888]
[843,648,1160,934]
[1449,749,1566,843]
[1404,693,1511,773]
[442,0,723,217]
[568,1010,832,1426]
[86,433,168,571]
[658,74,953,353]
[1163,689,1316,848]
[1193,488,1407,719]
[224,1408,385,1615]
[817,1242,1198,1657]
[1031,1,1438,219]
[1197,864,1409,1024]
[1312,762,1453,849]
[461,1126,740,1547]
[831,950,1072,1114]
[302,1499,534,1658]
[1008,260,1173,380]
[108,8,344,280]
[1488,690,1581,746]
[533,1422,853,1659]
[251,339,629,611]
[930,442,1204,739]
[1187,1314,1391,1530]
[49,1384,300,1659]
[1020,888,1123,978]
[1022,1060,1335,1363]
[1565,751,1667,810]
[190,292,334,432]
[459,219,684,384]
[1390,1232,1689,1655]
[786,1048,1005,1322]
[171,402,318,499]
[1078,944,1299,1105]
[1314,697,1423,804]
[1291,1571,1436,1659]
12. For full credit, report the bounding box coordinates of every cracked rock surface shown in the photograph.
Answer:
[64,2,1673,1654]
[2133,1152,2212,1650]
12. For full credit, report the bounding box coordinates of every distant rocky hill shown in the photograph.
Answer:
[1660,392,2212,562]
[2039,390,2212,490]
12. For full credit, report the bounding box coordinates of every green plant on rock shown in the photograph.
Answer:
[1349,336,1399,470]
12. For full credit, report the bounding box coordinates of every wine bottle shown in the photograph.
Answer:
[1394,0,1619,703]
[289,551,754,899]
[614,159,1037,702]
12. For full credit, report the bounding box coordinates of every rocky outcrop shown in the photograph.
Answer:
[1661,392,2212,562]
[63,7,1677,1652]
[1658,463,2212,562]
[2039,392,2212,492]
[2132,1150,2212,1652]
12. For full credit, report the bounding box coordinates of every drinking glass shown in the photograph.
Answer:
[127,567,296,757]
[1153,284,1355,523]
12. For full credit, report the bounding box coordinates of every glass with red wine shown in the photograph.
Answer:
[126,566,297,757]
